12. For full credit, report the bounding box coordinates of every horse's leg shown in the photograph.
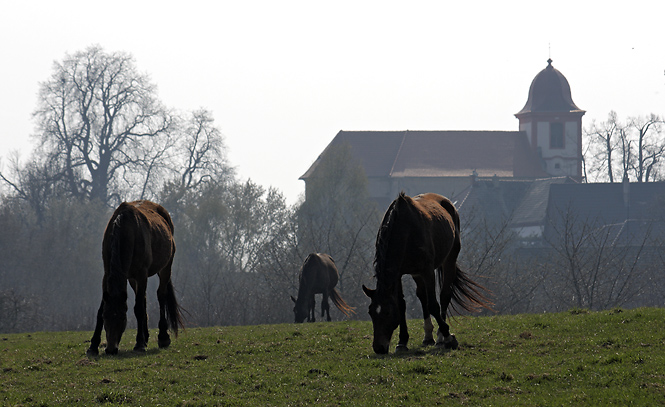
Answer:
[413,276,435,346]
[437,262,459,349]
[322,292,331,321]
[130,277,149,352]
[420,268,451,349]
[156,273,171,349]
[308,296,316,322]
[396,282,410,352]
[87,299,105,356]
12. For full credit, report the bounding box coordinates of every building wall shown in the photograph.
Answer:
[533,120,580,178]
[367,176,473,209]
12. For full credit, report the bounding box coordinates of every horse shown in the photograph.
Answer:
[362,192,491,354]
[87,200,184,356]
[290,253,355,323]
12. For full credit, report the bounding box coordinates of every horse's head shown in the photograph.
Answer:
[291,295,308,323]
[102,295,128,355]
[362,284,400,354]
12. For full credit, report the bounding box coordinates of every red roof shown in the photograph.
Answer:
[301,130,549,180]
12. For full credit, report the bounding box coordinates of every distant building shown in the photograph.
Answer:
[301,59,665,249]
[515,58,586,180]
[301,59,585,209]
[452,177,665,245]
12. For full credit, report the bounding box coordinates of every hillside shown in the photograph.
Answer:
[1,308,664,406]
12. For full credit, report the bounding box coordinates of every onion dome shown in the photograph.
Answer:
[516,59,583,115]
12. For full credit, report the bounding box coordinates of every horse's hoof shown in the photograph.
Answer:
[422,338,436,347]
[437,335,458,350]
[158,339,171,349]
[133,345,147,353]
[395,344,409,353]
[105,348,119,355]
[86,348,99,357]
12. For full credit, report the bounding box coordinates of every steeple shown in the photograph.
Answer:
[515,59,585,181]
[516,58,583,116]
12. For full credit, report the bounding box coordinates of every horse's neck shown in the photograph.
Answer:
[377,269,402,292]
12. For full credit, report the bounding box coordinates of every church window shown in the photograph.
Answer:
[550,122,564,149]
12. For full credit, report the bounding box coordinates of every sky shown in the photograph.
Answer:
[1,1,663,204]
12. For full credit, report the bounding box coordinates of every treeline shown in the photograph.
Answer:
[0,145,382,333]
[0,46,381,333]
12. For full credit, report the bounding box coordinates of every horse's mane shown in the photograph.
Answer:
[373,192,407,280]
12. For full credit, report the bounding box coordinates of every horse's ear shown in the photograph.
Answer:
[290,295,297,303]
[362,285,375,298]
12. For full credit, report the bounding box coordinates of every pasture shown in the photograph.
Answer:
[1,308,664,406]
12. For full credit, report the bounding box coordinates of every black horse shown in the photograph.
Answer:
[291,253,355,323]
[87,200,184,356]
[362,192,491,354]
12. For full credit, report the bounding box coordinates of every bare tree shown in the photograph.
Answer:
[30,45,173,205]
[630,114,665,182]
[458,206,544,314]
[160,109,233,203]
[585,111,620,183]
[544,205,653,310]
[584,112,665,183]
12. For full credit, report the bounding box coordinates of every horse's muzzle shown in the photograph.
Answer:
[372,342,390,354]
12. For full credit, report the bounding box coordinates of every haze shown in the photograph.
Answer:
[1,1,663,204]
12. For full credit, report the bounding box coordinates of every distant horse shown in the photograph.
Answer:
[291,253,355,323]
[87,200,184,356]
[362,192,491,354]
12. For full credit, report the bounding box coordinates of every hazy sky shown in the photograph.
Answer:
[1,1,663,204]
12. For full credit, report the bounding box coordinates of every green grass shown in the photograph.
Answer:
[2,308,665,406]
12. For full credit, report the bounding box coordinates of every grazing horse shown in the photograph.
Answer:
[291,253,355,323]
[362,192,491,354]
[87,200,184,356]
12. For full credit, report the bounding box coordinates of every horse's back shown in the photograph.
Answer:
[301,253,338,293]
[104,200,175,279]
[126,200,174,235]
[400,193,458,268]
[412,193,458,229]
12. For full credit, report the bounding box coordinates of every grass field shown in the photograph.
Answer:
[2,307,665,406]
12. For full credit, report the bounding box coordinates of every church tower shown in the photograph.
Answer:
[515,59,585,180]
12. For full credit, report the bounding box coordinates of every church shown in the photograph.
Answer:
[300,60,665,244]
[300,59,585,210]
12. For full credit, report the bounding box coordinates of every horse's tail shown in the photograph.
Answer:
[448,265,493,315]
[106,212,130,307]
[164,279,185,336]
[330,288,356,317]
[435,196,492,314]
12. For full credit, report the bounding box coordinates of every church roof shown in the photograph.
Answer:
[300,130,549,180]
[515,59,584,116]
[511,177,573,226]
[546,182,665,224]
[544,182,665,243]
[452,177,574,228]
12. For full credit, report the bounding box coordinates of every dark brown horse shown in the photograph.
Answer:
[87,200,184,356]
[291,253,355,323]
[362,192,491,354]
